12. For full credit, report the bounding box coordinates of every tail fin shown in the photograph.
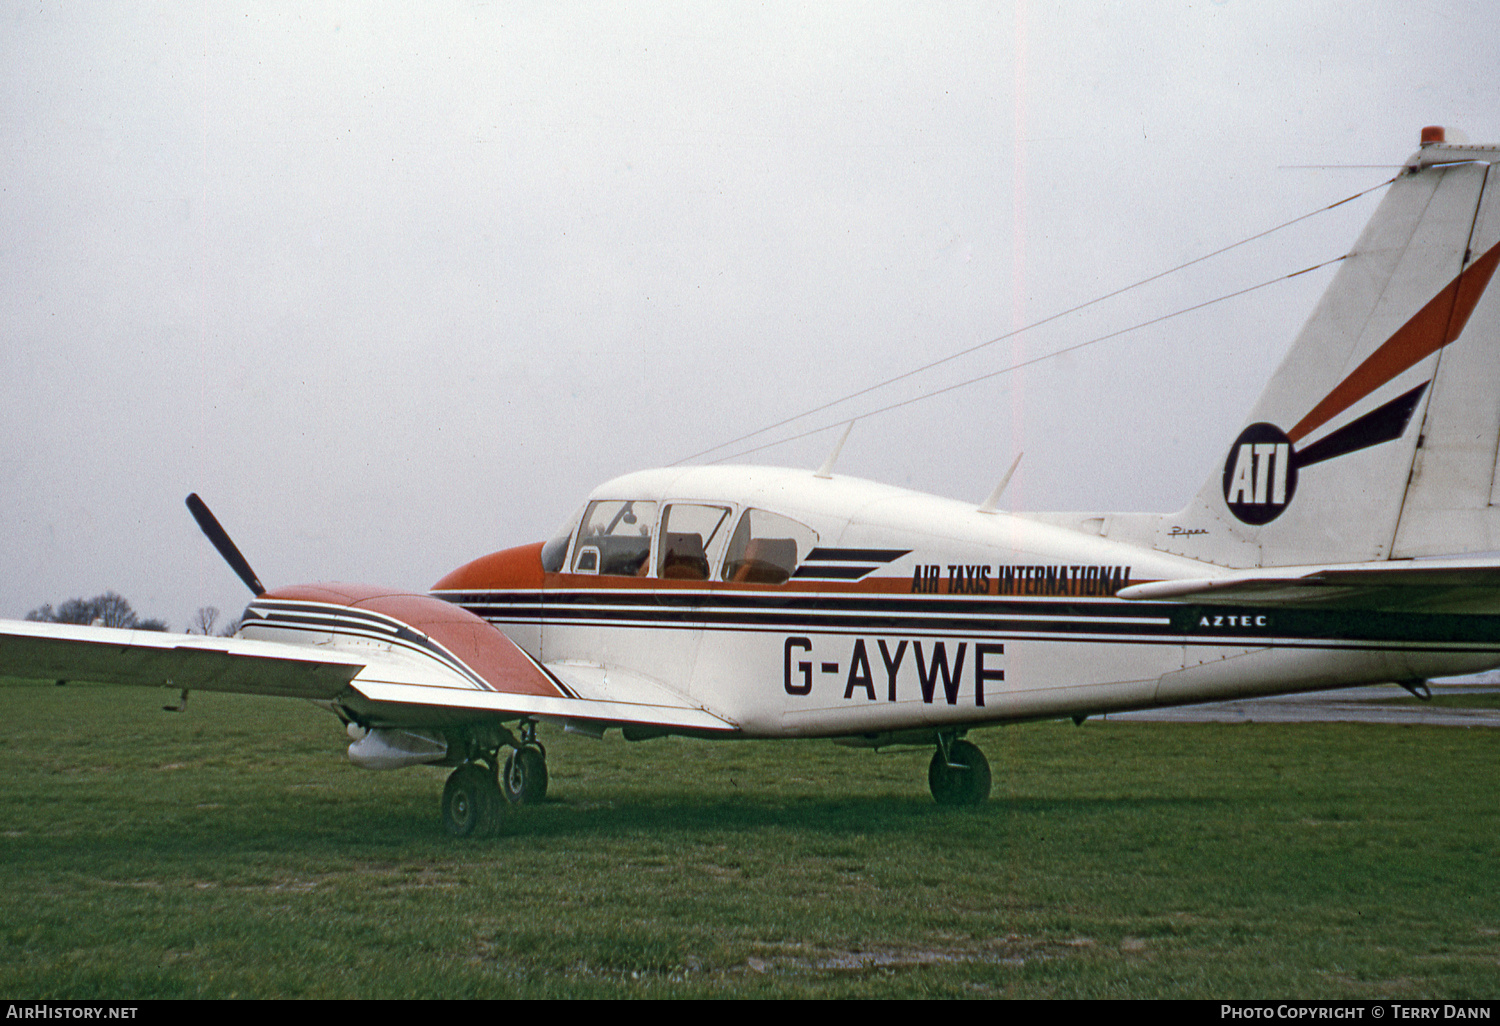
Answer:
[1159,131,1500,569]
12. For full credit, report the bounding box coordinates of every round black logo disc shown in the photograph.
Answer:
[1222,423,1297,525]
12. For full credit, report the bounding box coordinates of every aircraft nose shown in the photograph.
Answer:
[431,541,546,593]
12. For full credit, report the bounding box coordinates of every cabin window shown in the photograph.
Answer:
[573,500,658,576]
[721,509,819,585]
[657,504,731,581]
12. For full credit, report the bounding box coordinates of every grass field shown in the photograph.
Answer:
[1,679,1498,998]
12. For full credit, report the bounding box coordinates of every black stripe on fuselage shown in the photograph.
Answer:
[432,588,1500,653]
[792,548,911,581]
[806,548,911,562]
[792,565,881,580]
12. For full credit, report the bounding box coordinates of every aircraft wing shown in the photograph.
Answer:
[0,616,737,734]
[0,619,365,699]
[1117,556,1500,606]
[352,663,737,733]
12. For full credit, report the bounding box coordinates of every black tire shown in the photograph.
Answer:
[928,740,992,806]
[442,763,504,837]
[502,746,549,806]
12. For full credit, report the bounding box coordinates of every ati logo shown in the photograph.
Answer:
[1222,423,1298,525]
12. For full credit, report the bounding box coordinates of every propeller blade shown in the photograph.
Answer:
[186,493,267,597]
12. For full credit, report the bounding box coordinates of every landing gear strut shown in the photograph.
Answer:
[928,733,991,806]
[502,746,548,805]
[501,718,548,806]
[439,720,551,835]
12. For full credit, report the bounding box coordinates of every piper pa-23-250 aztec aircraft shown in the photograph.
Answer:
[6,127,1500,837]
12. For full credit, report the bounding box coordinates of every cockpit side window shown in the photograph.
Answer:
[572,500,658,576]
[657,504,731,581]
[721,509,819,585]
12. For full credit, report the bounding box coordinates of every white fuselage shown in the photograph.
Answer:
[437,465,1500,740]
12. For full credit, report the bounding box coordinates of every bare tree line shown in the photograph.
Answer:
[186,606,240,637]
[24,593,238,636]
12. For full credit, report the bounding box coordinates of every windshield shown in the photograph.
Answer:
[540,505,584,573]
[572,500,659,576]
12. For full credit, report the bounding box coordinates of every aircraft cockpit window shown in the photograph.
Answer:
[657,504,731,581]
[573,500,658,576]
[541,504,585,573]
[721,509,819,585]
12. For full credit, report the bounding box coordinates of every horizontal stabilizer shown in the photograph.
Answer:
[1118,557,1500,605]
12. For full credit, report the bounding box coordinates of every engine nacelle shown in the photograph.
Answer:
[347,725,448,770]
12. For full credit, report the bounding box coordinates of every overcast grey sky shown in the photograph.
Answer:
[3,2,1497,630]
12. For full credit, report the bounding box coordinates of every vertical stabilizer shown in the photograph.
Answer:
[1157,134,1500,568]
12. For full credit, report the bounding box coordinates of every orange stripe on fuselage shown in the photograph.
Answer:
[542,573,917,594]
[529,573,1137,599]
[436,545,1142,599]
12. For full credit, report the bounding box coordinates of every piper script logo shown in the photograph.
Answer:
[1222,423,1297,525]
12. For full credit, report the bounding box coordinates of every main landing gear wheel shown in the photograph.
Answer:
[442,763,504,838]
[928,739,991,806]
[502,745,548,806]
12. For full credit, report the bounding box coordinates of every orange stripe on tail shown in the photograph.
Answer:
[1289,240,1500,443]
